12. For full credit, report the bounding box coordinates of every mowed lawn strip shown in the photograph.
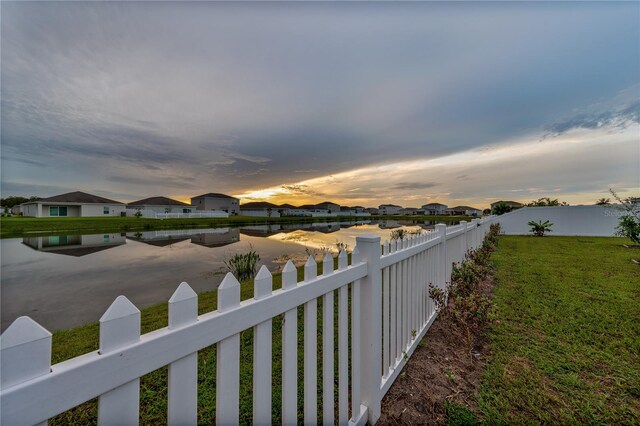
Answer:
[480,236,640,424]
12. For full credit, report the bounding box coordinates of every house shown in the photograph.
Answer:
[314,201,340,213]
[399,207,425,215]
[379,204,402,215]
[445,205,483,216]
[421,203,448,215]
[20,191,125,217]
[279,204,313,217]
[126,196,195,216]
[191,193,239,215]
[365,207,380,215]
[490,200,523,210]
[239,201,281,217]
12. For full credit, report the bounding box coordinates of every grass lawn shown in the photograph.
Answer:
[0,214,469,238]
[479,236,640,424]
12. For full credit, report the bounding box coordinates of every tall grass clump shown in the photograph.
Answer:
[224,249,260,281]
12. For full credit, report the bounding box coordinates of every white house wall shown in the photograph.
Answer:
[495,205,628,236]
[79,204,126,217]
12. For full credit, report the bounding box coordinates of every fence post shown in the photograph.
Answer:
[355,235,382,424]
[168,282,198,426]
[435,224,447,289]
[0,316,52,426]
[459,220,467,262]
[98,296,141,426]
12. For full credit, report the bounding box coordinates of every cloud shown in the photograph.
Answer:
[391,182,439,191]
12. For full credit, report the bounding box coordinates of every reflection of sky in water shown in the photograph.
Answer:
[1,221,446,332]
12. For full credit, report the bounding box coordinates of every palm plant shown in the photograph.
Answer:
[528,220,553,237]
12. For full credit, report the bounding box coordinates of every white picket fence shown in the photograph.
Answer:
[0,218,494,425]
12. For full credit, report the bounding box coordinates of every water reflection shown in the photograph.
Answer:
[3,220,457,332]
[23,233,126,256]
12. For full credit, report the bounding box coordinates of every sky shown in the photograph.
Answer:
[2,1,639,209]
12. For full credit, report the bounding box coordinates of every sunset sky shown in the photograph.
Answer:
[2,2,638,209]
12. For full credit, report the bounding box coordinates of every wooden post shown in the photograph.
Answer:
[98,296,141,426]
[356,235,382,424]
[168,282,198,426]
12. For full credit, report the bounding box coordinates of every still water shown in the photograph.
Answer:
[1,220,453,332]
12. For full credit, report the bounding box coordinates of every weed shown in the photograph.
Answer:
[224,248,260,281]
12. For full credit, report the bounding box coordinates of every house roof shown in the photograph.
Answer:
[317,201,339,206]
[278,203,297,209]
[380,204,402,208]
[192,193,237,199]
[423,203,447,207]
[39,191,123,204]
[128,196,190,207]
[240,201,279,209]
[490,200,523,206]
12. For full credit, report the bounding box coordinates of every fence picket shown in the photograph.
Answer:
[98,296,141,426]
[322,253,335,425]
[253,266,273,425]
[303,256,318,424]
[350,247,361,422]
[0,316,52,426]
[216,273,241,425]
[337,250,349,426]
[168,283,198,426]
[281,261,298,425]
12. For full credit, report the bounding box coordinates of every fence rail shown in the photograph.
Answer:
[0,217,495,425]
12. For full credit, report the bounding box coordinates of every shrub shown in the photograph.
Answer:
[134,211,143,218]
[528,220,552,237]
[224,249,260,281]
[610,189,640,245]
[491,203,513,215]
[390,229,407,240]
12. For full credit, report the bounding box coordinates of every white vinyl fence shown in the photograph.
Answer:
[0,218,494,425]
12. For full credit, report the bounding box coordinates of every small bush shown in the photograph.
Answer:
[224,249,260,281]
[134,211,143,218]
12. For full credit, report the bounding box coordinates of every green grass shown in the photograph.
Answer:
[0,214,469,238]
[479,236,640,424]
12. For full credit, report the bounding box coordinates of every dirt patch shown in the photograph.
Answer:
[378,276,495,425]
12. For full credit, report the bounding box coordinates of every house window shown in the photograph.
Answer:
[49,206,68,217]
[103,234,110,243]
[165,208,171,213]
[103,207,109,215]
[183,208,191,213]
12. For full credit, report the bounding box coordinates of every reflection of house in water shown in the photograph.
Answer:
[127,230,191,247]
[377,220,402,230]
[239,225,289,237]
[23,233,126,257]
[190,228,240,248]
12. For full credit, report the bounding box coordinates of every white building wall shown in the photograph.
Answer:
[192,197,239,214]
[80,204,126,217]
[126,205,194,215]
[238,210,281,217]
[495,205,629,237]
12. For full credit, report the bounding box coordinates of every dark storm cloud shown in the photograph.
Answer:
[1,1,638,200]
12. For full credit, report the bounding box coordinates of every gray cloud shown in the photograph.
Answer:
[1,1,638,202]
[392,182,439,191]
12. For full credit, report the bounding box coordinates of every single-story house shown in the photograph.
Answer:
[490,200,523,210]
[445,206,483,216]
[421,203,448,215]
[379,204,403,215]
[20,191,126,217]
[126,196,195,216]
[239,201,281,217]
[191,193,239,215]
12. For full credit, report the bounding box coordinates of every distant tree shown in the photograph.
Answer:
[492,203,514,215]
[595,198,611,205]
[526,197,567,207]
[0,196,40,208]
[482,208,491,215]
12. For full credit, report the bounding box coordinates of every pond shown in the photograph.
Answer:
[1,219,454,332]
